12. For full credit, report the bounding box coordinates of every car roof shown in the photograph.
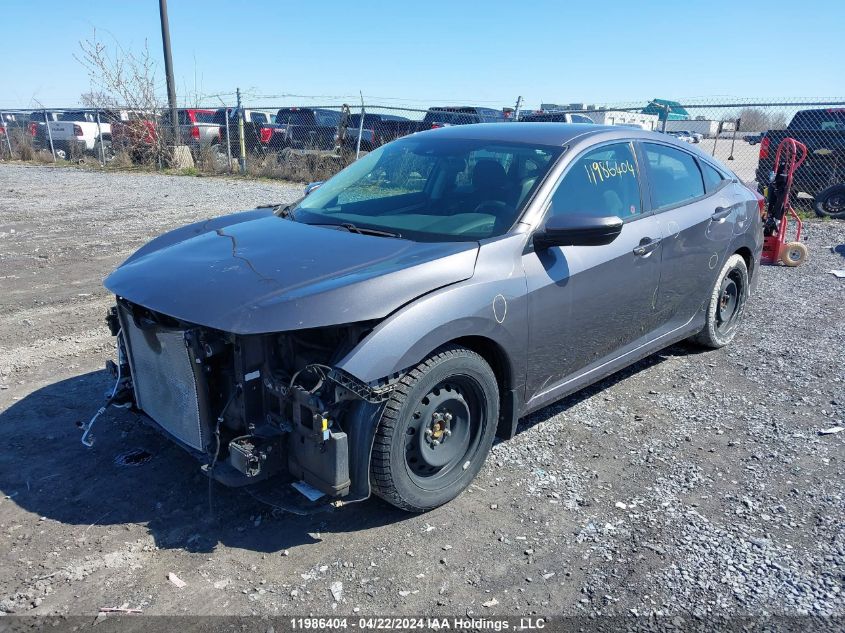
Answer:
[410,122,734,173]
[410,122,673,147]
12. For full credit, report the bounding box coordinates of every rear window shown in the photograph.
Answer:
[315,110,341,126]
[212,109,233,125]
[192,111,216,124]
[59,112,93,122]
[788,109,845,131]
[277,109,316,126]
[422,110,480,126]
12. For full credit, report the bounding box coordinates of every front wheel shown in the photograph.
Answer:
[370,346,499,512]
[689,254,749,349]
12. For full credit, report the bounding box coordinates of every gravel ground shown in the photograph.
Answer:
[0,163,843,618]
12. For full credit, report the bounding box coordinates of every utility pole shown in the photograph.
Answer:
[158,0,180,150]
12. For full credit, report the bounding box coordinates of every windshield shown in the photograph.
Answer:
[293,136,561,242]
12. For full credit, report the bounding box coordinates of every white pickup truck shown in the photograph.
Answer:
[47,110,126,158]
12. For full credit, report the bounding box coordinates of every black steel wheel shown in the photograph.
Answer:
[690,254,749,349]
[370,346,499,512]
[814,184,845,220]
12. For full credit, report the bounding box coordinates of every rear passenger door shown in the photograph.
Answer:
[640,142,741,329]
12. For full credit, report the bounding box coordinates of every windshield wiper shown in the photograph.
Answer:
[309,222,401,239]
[259,202,298,220]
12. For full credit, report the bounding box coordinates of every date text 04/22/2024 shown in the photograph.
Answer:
[289,616,548,630]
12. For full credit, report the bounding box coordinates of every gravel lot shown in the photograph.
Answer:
[0,163,843,618]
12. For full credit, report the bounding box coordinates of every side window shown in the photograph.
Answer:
[548,142,642,219]
[699,160,725,193]
[643,143,705,210]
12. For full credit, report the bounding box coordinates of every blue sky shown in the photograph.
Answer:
[1,0,843,111]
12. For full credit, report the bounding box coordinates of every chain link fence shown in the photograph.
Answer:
[2,98,843,201]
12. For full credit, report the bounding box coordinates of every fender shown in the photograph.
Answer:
[335,233,530,427]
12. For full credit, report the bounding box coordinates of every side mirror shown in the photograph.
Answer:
[534,214,623,249]
[304,181,324,196]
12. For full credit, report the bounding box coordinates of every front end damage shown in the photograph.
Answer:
[103,298,392,504]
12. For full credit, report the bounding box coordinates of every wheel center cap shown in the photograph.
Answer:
[426,412,452,445]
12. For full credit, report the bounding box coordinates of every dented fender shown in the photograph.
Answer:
[335,234,529,399]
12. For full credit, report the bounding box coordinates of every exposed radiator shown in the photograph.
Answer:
[119,307,206,452]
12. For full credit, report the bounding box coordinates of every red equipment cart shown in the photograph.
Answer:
[761,137,809,266]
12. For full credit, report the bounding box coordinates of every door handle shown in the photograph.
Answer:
[711,206,732,221]
[633,237,661,257]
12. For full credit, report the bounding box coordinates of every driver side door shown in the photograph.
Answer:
[522,141,663,406]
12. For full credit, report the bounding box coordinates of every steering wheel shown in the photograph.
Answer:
[472,200,512,234]
[472,200,508,216]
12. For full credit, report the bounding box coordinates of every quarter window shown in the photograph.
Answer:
[699,160,725,193]
[643,143,705,210]
[548,142,642,219]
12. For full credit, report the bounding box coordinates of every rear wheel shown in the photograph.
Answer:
[370,346,499,512]
[690,254,749,349]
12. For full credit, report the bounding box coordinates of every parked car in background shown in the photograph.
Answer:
[674,129,703,143]
[103,124,762,512]
[110,112,158,159]
[159,108,220,154]
[262,107,346,151]
[0,112,23,139]
[421,106,505,128]
[28,110,64,150]
[744,132,764,145]
[214,108,277,157]
[519,111,595,124]
[343,113,420,152]
[666,130,694,143]
[46,110,122,157]
[756,108,845,206]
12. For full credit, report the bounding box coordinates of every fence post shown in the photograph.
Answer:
[727,118,739,160]
[95,110,106,166]
[712,122,719,157]
[236,87,246,173]
[355,94,365,159]
[0,112,14,158]
[43,109,56,161]
[661,105,668,133]
[224,107,232,172]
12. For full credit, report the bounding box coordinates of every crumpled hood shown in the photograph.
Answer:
[104,209,479,334]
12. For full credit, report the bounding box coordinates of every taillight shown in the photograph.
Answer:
[29,122,37,136]
[759,136,770,160]
[191,126,200,140]
[0,125,5,136]
[259,127,273,144]
[73,124,83,137]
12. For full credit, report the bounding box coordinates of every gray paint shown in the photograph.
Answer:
[105,211,479,334]
[106,124,763,421]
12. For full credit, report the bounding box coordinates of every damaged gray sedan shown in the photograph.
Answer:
[101,123,763,511]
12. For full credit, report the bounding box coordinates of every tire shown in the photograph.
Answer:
[814,184,845,219]
[780,241,808,267]
[690,254,750,349]
[370,345,499,512]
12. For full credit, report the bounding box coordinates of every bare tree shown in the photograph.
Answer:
[737,107,771,132]
[768,111,789,130]
[76,31,169,164]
